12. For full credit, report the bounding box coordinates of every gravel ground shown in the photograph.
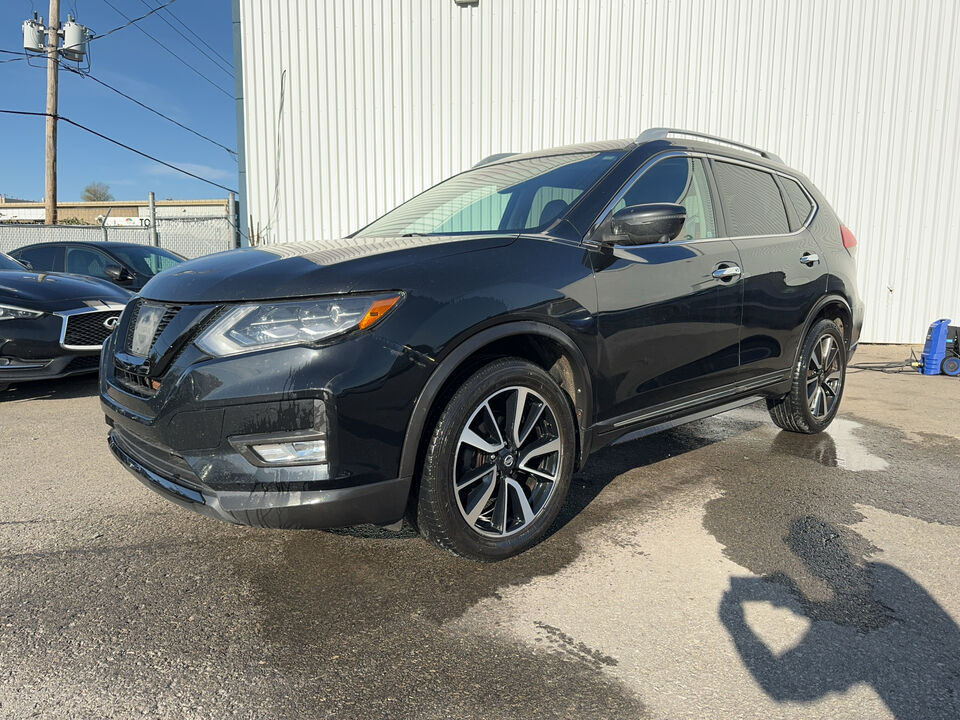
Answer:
[0,345,957,719]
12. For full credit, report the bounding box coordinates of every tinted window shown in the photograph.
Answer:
[780,176,814,229]
[14,244,60,271]
[109,245,183,276]
[357,151,624,236]
[713,162,790,236]
[64,246,112,279]
[613,157,717,240]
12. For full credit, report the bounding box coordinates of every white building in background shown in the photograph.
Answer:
[231,0,960,344]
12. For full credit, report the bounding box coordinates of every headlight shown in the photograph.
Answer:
[194,293,401,357]
[0,303,44,321]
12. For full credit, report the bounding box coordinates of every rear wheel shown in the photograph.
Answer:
[415,358,575,561]
[767,319,846,434]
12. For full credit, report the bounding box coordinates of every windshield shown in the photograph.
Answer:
[0,252,24,271]
[356,151,624,237]
[109,246,184,276]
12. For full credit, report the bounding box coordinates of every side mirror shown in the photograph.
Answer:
[605,203,686,246]
[19,259,33,271]
[104,264,130,282]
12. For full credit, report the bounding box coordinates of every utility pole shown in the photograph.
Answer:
[44,0,60,225]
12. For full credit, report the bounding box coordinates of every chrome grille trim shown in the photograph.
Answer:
[56,304,127,351]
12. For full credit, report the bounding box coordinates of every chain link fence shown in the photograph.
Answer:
[0,217,237,259]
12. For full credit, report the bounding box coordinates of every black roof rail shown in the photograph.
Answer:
[473,152,517,168]
[635,127,783,163]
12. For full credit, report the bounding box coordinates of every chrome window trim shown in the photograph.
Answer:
[583,150,819,247]
[55,303,128,351]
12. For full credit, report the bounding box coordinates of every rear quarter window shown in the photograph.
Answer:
[780,176,815,229]
[713,161,790,237]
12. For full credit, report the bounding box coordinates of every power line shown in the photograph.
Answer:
[58,61,237,157]
[146,0,233,70]
[90,0,178,41]
[97,0,233,99]
[4,48,235,156]
[0,109,238,193]
[136,0,233,77]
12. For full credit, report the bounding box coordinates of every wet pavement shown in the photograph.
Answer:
[1,345,958,719]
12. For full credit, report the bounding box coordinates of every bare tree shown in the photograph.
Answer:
[81,182,114,202]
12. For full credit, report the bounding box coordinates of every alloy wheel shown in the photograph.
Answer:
[806,334,843,419]
[453,386,562,537]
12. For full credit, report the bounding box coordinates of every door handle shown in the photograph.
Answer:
[800,253,820,266]
[712,265,741,281]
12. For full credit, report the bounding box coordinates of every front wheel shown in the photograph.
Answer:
[415,358,576,561]
[767,319,847,434]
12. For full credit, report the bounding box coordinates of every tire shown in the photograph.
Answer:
[415,358,576,561]
[941,356,960,377]
[767,319,846,434]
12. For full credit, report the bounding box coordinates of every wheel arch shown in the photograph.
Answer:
[398,321,594,482]
[796,294,854,365]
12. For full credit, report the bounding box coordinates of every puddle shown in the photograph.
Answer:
[769,417,889,472]
[825,419,889,472]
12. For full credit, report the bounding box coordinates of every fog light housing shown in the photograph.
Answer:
[251,439,326,464]
[0,356,49,369]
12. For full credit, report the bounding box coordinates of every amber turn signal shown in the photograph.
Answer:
[358,295,401,330]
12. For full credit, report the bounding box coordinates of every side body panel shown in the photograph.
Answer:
[591,239,743,423]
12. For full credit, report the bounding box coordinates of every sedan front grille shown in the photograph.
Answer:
[62,310,122,349]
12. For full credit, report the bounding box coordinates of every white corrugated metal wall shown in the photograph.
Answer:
[234,0,960,344]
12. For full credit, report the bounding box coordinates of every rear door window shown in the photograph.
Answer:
[14,244,62,272]
[713,161,790,236]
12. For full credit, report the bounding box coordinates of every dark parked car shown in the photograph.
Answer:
[0,251,131,389]
[100,128,863,560]
[10,241,184,292]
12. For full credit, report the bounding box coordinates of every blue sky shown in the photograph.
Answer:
[0,0,237,202]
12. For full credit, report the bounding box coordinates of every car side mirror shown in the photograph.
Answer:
[104,264,130,282]
[19,259,33,271]
[605,203,687,246]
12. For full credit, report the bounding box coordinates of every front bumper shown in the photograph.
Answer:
[0,352,101,382]
[108,429,411,528]
[0,304,124,384]
[100,304,432,529]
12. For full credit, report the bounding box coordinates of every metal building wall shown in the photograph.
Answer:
[234,0,960,344]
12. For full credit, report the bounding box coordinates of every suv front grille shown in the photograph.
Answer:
[114,366,156,397]
[63,310,122,348]
[123,299,183,355]
[113,303,222,398]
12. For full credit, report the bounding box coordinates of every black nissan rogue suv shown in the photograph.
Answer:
[100,128,863,560]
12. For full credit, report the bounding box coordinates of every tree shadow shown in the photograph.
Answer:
[0,373,99,402]
[720,516,960,719]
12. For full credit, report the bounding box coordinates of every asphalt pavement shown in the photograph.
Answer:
[0,345,958,719]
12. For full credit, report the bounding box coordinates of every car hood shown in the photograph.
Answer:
[0,270,132,312]
[140,234,518,303]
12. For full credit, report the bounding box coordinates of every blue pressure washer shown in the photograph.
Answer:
[920,319,960,376]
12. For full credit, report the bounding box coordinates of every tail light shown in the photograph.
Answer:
[840,224,857,255]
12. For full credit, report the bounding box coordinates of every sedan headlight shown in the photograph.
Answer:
[194,293,401,357]
[0,303,44,321]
